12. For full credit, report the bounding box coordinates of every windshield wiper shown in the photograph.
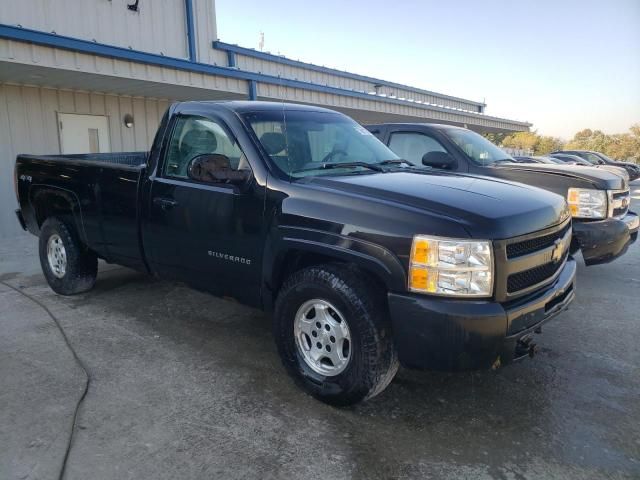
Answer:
[377,159,413,166]
[292,162,384,174]
[377,158,430,170]
[491,158,515,164]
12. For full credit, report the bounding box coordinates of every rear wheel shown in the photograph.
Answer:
[274,264,399,406]
[39,217,97,295]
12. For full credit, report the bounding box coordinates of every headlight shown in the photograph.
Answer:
[408,235,493,297]
[567,188,607,219]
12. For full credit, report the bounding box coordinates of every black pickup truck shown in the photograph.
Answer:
[15,101,576,405]
[367,123,639,266]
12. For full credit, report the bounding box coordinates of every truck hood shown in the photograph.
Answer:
[597,165,629,181]
[610,160,639,170]
[307,171,569,239]
[493,163,627,190]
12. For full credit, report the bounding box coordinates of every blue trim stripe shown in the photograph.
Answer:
[227,50,237,68]
[213,40,486,110]
[184,0,197,61]
[248,80,257,100]
[0,24,529,127]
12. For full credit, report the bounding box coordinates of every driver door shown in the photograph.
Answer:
[144,113,264,305]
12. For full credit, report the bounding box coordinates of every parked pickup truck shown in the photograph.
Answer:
[551,150,640,182]
[367,123,639,266]
[15,101,576,405]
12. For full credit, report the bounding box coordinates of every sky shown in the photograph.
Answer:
[215,0,640,139]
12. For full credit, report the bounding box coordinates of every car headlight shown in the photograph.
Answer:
[567,188,607,219]
[408,235,493,297]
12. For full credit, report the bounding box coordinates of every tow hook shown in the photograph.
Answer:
[515,336,538,359]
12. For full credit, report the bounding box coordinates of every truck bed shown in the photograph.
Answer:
[16,152,149,271]
[18,152,147,168]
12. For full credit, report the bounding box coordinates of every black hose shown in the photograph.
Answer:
[1,281,90,480]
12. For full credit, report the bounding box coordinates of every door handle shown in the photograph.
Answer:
[153,197,179,210]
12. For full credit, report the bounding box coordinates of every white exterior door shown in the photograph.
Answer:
[58,113,111,154]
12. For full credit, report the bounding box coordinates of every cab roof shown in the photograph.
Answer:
[175,100,340,114]
[365,122,464,131]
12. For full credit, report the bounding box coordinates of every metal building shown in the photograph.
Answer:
[0,0,530,237]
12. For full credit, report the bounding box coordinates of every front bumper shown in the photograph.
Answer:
[388,257,576,371]
[573,211,638,266]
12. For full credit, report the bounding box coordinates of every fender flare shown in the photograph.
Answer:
[264,226,407,300]
[28,184,89,245]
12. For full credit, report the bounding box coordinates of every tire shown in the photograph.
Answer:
[39,217,98,295]
[274,263,399,406]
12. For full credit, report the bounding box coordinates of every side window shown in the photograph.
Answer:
[163,115,248,179]
[250,119,298,173]
[388,132,447,165]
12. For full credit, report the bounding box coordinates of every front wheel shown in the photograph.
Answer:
[39,217,98,295]
[274,264,399,406]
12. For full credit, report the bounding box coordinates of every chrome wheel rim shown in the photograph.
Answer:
[294,299,351,377]
[47,234,67,278]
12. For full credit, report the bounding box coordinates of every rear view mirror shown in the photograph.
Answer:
[187,154,250,185]
[422,151,457,169]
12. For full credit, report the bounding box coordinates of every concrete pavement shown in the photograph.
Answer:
[1,188,639,480]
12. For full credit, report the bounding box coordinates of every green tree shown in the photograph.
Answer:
[535,136,564,155]
[565,129,612,153]
[486,124,639,164]
[499,131,563,155]
[565,125,640,163]
[483,132,509,145]
[501,131,538,152]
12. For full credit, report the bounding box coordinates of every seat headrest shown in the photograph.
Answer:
[180,129,217,157]
[260,132,287,155]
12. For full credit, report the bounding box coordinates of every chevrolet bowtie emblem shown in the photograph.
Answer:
[552,238,564,263]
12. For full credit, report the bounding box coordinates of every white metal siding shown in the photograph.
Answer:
[254,82,528,131]
[193,0,225,64]
[0,37,527,132]
[0,0,190,58]
[0,40,249,96]
[233,54,484,113]
[0,83,171,237]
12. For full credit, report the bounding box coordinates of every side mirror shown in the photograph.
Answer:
[187,154,250,185]
[422,151,457,169]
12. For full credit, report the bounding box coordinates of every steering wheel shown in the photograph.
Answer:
[320,149,348,163]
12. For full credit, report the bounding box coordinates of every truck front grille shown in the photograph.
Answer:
[507,249,569,293]
[494,218,572,301]
[609,189,630,219]
[506,222,571,259]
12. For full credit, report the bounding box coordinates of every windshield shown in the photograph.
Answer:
[576,152,605,164]
[444,128,514,165]
[594,152,615,163]
[242,110,398,178]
